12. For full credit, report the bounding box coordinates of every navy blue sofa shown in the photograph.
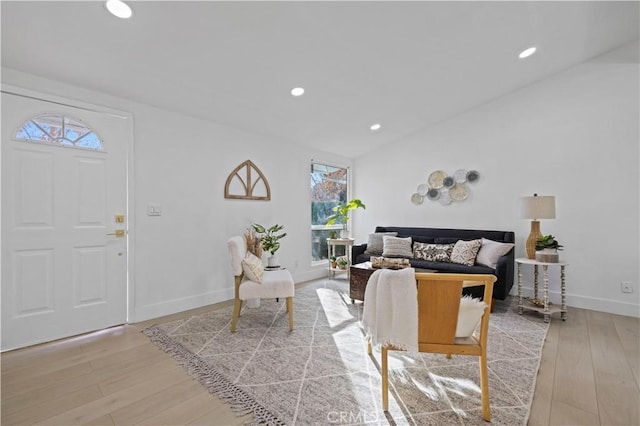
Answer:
[352,226,515,301]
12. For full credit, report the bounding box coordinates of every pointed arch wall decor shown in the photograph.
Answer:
[224,159,271,200]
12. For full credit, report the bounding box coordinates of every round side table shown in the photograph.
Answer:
[516,257,568,323]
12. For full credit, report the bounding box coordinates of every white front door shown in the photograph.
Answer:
[1,89,129,351]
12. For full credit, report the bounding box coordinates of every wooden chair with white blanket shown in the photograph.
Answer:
[364,270,496,422]
[227,236,294,332]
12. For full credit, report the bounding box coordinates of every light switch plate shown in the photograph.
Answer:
[147,205,162,216]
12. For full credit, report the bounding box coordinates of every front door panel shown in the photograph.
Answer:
[1,90,129,350]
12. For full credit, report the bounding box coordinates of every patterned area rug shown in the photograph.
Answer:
[144,280,549,425]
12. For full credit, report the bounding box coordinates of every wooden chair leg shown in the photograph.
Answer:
[382,346,389,411]
[286,297,294,331]
[479,354,491,421]
[231,298,243,332]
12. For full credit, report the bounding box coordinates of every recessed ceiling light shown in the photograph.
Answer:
[291,87,305,97]
[519,47,537,59]
[370,123,381,131]
[105,0,132,19]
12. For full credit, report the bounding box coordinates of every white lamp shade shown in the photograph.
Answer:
[519,195,556,220]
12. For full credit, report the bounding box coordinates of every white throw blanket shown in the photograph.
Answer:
[362,267,418,352]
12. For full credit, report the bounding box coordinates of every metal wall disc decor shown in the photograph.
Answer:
[449,183,470,201]
[438,190,452,205]
[426,188,440,200]
[428,170,446,189]
[413,168,481,206]
[443,176,456,188]
[466,170,480,183]
[454,169,468,183]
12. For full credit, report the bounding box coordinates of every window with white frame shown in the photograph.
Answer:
[310,162,348,262]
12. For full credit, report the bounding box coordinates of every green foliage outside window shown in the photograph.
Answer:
[311,163,348,260]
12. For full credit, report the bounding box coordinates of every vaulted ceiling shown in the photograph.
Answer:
[2,1,638,157]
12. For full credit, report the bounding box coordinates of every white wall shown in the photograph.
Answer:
[2,67,351,322]
[3,40,638,321]
[353,42,640,317]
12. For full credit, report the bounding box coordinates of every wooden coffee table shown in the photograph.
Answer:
[349,262,376,303]
[349,262,436,303]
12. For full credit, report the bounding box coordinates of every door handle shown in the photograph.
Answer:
[107,229,126,237]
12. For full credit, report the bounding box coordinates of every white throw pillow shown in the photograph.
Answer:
[382,236,413,258]
[241,252,263,283]
[456,296,487,337]
[450,239,482,266]
[476,238,515,268]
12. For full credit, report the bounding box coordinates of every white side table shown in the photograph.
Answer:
[516,257,568,323]
[327,238,354,279]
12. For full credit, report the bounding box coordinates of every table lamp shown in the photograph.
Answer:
[519,194,556,259]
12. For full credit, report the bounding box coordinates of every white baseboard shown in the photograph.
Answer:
[130,287,234,323]
[293,268,329,283]
[568,294,640,318]
[512,286,640,318]
[130,268,349,323]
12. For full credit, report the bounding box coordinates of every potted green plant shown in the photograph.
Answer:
[252,223,287,267]
[329,256,337,269]
[336,257,349,270]
[535,234,563,263]
[325,198,366,238]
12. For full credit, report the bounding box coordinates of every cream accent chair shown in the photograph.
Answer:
[373,272,496,422]
[227,236,294,332]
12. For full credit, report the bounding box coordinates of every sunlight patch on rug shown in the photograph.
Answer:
[144,280,549,425]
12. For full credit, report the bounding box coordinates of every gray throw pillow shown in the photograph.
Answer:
[365,232,398,255]
[382,236,413,258]
[413,242,454,262]
[476,238,514,268]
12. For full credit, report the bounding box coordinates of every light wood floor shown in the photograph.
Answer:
[2,289,639,425]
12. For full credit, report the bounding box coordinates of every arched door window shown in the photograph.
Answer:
[15,113,104,151]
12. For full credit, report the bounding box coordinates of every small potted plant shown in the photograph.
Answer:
[535,234,563,263]
[325,198,366,238]
[329,256,337,269]
[336,257,349,270]
[252,223,287,268]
